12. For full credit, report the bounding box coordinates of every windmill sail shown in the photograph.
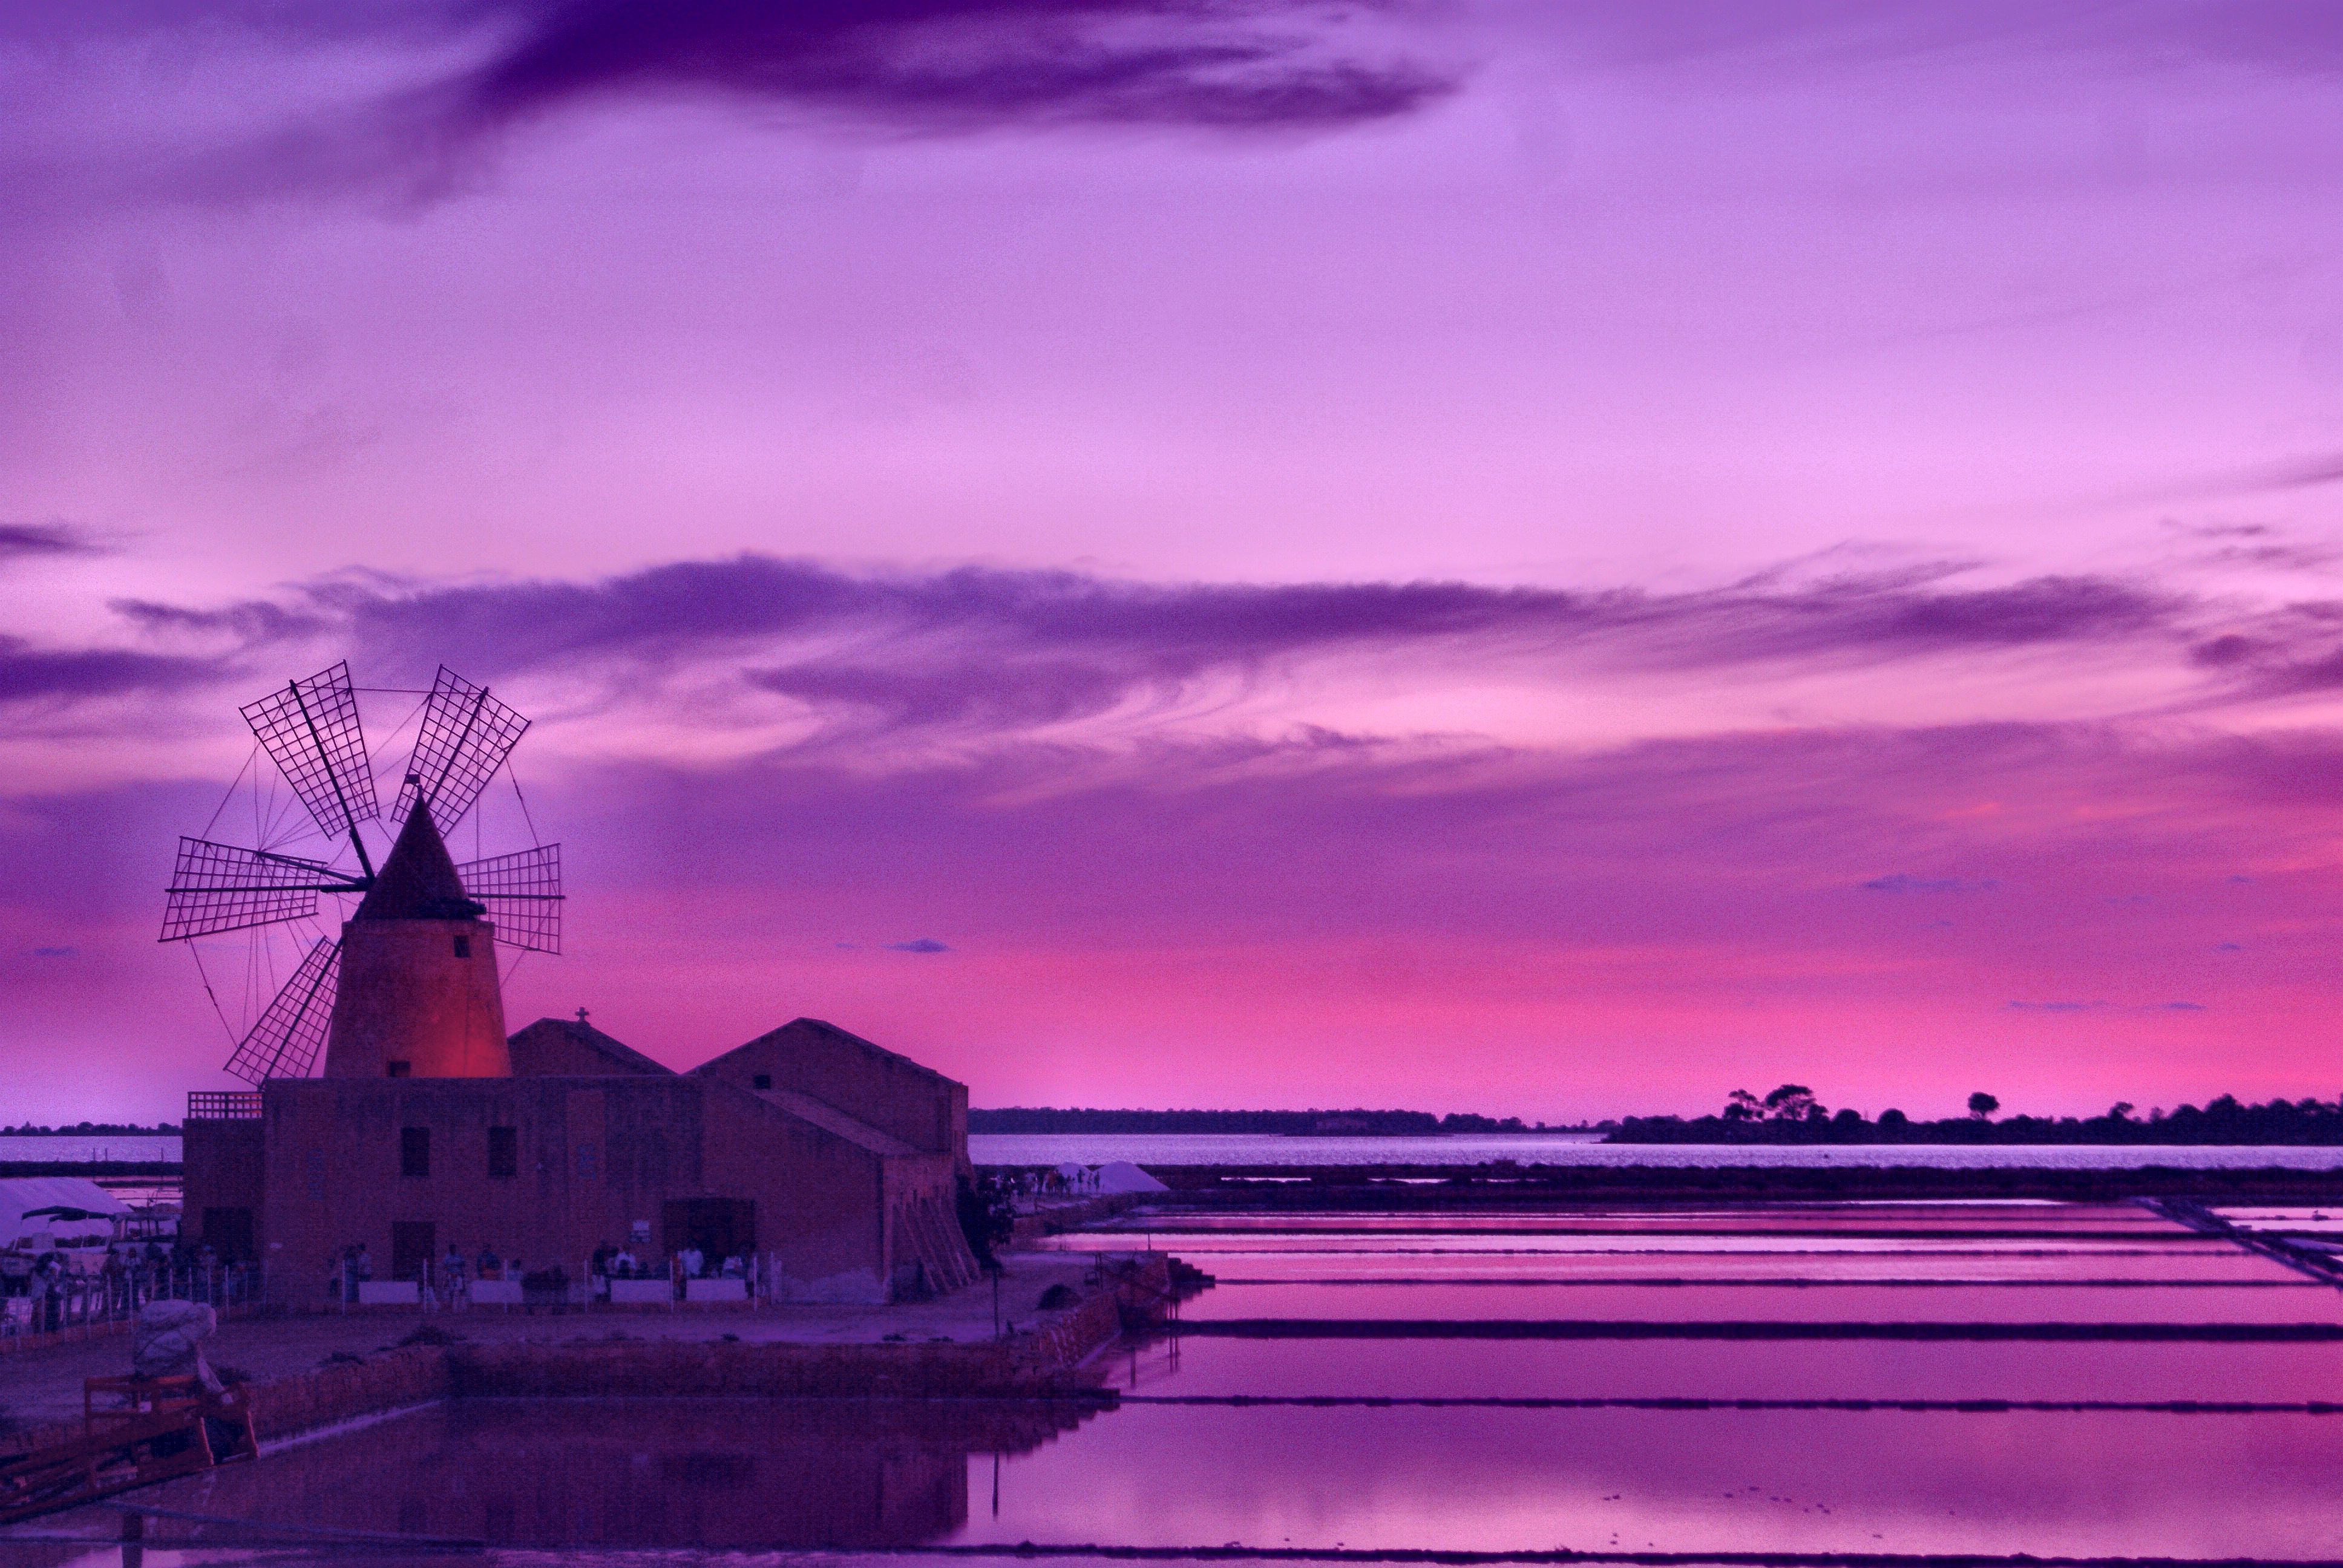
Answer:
[240,662,378,840]
[162,837,359,941]
[393,667,529,835]
[223,935,342,1085]
[458,843,563,953]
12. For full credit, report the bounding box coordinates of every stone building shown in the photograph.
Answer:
[182,807,979,1304]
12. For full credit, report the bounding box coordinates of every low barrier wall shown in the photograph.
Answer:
[1,1256,1175,1465]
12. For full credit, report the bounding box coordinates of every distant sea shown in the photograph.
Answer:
[0,1135,182,1164]
[971,1131,2343,1169]
[15,1131,2343,1172]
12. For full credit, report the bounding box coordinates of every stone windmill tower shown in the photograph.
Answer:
[161,663,560,1083]
[323,801,511,1078]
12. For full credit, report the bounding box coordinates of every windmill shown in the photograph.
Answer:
[161,663,561,1084]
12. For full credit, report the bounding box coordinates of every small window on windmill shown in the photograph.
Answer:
[752,1074,772,1091]
[487,1126,518,1178]
[401,1126,430,1178]
[453,935,471,959]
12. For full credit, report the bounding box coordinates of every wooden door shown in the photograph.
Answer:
[390,1221,435,1282]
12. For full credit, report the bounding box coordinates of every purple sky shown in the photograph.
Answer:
[4,1,2343,1122]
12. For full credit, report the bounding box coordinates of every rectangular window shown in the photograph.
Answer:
[752,1074,772,1091]
[400,1126,430,1178]
[453,935,471,959]
[487,1125,518,1178]
[577,1142,597,1180]
[385,1060,411,1079]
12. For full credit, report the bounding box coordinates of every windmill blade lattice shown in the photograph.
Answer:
[240,662,378,840]
[162,838,354,941]
[457,843,563,954]
[222,935,342,1085]
[393,667,530,835]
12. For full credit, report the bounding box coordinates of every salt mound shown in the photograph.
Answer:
[1094,1160,1168,1194]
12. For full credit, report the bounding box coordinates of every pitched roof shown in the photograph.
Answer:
[508,1017,673,1077]
[697,1016,955,1084]
[355,808,482,921]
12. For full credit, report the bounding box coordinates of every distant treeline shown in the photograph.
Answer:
[2,1121,181,1135]
[1611,1085,2343,1145]
[969,1108,1560,1135]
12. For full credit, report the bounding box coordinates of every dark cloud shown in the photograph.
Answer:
[2008,1000,2107,1013]
[203,554,2191,738]
[0,523,103,562]
[887,937,950,953]
[28,946,77,959]
[0,638,220,707]
[455,0,1453,138]
[97,0,1455,199]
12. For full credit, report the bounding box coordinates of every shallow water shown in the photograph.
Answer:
[26,1398,2343,1561]
[15,1199,2343,1566]
[1182,1278,2343,1323]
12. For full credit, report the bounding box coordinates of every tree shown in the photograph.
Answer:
[1722,1089,1762,1123]
[1967,1091,2000,1120]
[1878,1108,1909,1127]
[2108,1102,2135,1122]
[1763,1084,1822,1122]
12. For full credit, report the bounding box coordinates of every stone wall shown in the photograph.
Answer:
[1,1256,1176,1467]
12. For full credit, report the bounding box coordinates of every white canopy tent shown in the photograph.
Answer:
[0,1176,128,1248]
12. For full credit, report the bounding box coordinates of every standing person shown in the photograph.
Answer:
[27,1257,51,1334]
[39,1254,66,1332]
[443,1244,468,1311]
[354,1243,373,1299]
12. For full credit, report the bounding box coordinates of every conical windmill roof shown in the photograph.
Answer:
[356,805,485,921]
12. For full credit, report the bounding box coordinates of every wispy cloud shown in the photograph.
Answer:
[1862,873,1998,895]
[0,523,104,563]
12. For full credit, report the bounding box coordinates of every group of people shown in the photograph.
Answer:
[327,1242,541,1308]
[3,1237,244,1335]
[588,1243,748,1281]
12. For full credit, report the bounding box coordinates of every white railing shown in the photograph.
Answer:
[0,1263,263,1351]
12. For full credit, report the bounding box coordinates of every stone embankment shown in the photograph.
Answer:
[0,1255,1175,1465]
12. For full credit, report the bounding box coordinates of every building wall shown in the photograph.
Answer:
[700,1020,969,1171]
[181,1118,266,1260]
[323,917,511,1079]
[257,1076,900,1305]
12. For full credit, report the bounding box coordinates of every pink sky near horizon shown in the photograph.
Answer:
[5,2,2343,1124]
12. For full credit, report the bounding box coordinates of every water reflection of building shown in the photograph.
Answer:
[183,806,980,1303]
[171,1399,1098,1549]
